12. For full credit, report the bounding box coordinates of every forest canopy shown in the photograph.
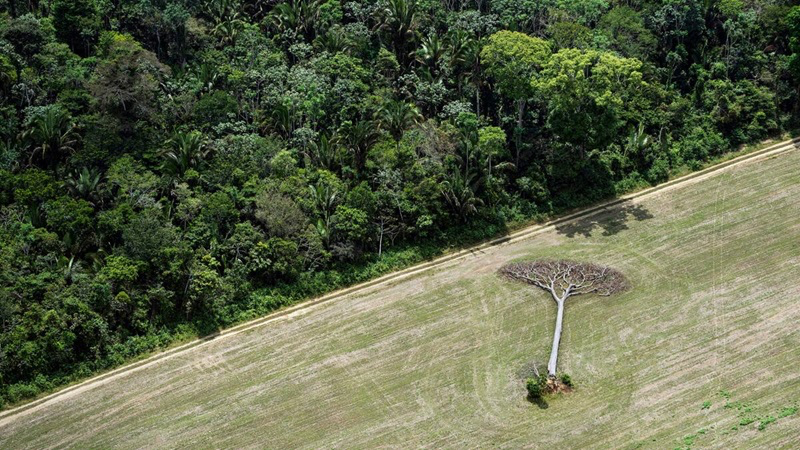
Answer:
[1,0,799,407]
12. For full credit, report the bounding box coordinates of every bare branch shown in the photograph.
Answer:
[499,259,629,302]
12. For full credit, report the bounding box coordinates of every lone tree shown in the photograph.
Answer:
[500,260,628,378]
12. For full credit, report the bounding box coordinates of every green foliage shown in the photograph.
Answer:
[555,0,609,26]
[789,7,800,79]
[526,375,548,399]
[88,32,169,121]
[51,0,100,55]
[548,21,592,50]
[186,254,227,319]
[3,14,49,59]
[42,195,93,247]
[332,204,368,239]
[779,406,798,418]
[162,131,209,178]
[192,91,238,128]
[481,31,550,103]
[699,79,777,146]
[251,238,301,281]
[99,255,140,286]
[255,190,308,238]
[598,6,656,59]
[534,49,647,150]
[22,106,77,167]
[678,127,726,167]
[679,391,799,446]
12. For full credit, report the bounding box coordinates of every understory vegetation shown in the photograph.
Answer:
[1,0,800,407]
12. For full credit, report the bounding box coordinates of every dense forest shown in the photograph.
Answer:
[1,0,799,407]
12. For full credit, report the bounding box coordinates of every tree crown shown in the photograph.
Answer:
[500,259,628,300]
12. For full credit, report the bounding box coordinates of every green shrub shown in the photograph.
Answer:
[192,90,238,127]
[678,126,728,168]
[559,373,574,388]
[646,157,671,183]
[526,375,548,399]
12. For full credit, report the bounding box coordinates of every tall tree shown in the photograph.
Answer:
[338,120,380,175]
[161,131,209,178]
[480,31,550,160]
[22,107,77,167]
[88,33,170,123]
[533,48,647,152]
[375,0,420,64]
[51,0,101,56]
[376,99,422,141]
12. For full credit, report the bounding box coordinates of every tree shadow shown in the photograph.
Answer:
[555,201,654,238]
[527,395,549,409]
[518,361,550,409]
[200,330,221,341]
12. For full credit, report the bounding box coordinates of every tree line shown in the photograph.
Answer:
[1,0,799,407]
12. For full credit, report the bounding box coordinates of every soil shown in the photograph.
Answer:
[545,378,574,395]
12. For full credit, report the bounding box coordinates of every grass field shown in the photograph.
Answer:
[2,147,800,449]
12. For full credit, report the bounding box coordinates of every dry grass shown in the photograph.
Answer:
[2,149,800,449]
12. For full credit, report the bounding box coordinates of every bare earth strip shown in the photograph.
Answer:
[2,141,800,448]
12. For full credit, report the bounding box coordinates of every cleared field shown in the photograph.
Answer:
[2,147,800,449]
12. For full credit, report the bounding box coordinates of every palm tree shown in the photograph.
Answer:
[447,30,483,114]
[24,107,76,166]
[266,103,299,138]
[441,169,484,222]
[195,63,221,93]
[162,131,209,177]
[415,33,445,77]
[309,181,340,243]
[64,167,103,204]
[242,0,270,21]
[203,0,244,45]
[455,114,479,179]
[308,132,343,171]
[376,99,422,141]
[203,0,238,24]
[314,27,351,54]
[270,0,322,42]
[338,120,380,175]
[625,123,652,170]
[374,0,419,64]
[57,255,84,285]
[0,60,15,98]
[270,1,300,34]
[212,19,243,46]
[0,138,22,171]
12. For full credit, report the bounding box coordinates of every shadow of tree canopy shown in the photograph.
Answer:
[517,361,550,408]
[555,201,654,238]
[528,395,549,409]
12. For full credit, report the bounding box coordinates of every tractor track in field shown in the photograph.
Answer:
[1,136,797,428]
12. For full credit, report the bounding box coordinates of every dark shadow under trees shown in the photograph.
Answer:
[554,201,654,238]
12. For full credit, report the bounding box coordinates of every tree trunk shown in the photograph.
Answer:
[377,219,384,258]
[475,82,480,117]
[515,100,526,167]
[547,298,565,377]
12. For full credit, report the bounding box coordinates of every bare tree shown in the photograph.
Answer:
[500,260,628,378]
